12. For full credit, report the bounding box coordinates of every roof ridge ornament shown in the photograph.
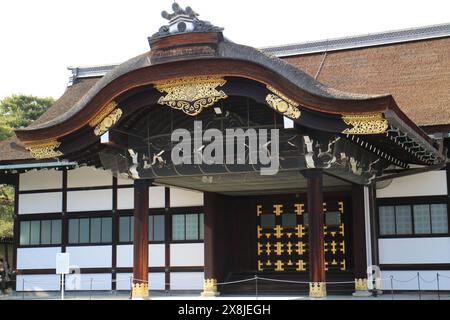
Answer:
[150,2,224,41]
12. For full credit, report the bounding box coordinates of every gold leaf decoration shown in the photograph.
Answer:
[342,113,389,135]
[93,108,123,136]
[355,278,368,291]
[201,278,219,297]
[89,101,118,127]
[26,140,63,159]
[309,282,327,298]
[154,76,228,116]
[266,86,301,119]
[131,283,149,298]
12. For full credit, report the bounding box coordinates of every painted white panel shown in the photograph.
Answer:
[376,171,447,198]
[170,243,204,267]
[116,244,165,268]
[117,188,133,210]
[19,170,62,191]
[17,247,61,269]
[66,246,112,268]
[116,272,165,290]
[116,245,133,268]
[379,238,450,264]
[380,270,450,290]
[18,192,62,214]
[67,189,112,212]
[170,188,203,207]
[116,273,133,290]
[16,274,60,291]
[65,273,112,291]
[149,186,165,208]
[149,272,165,290]
[68,167,113,188]
[170,272,204,290]
[117,186,165,209]
[149,244,165,267]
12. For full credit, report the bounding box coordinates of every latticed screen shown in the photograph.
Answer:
[379,203,448,236]
[257,200,348,273]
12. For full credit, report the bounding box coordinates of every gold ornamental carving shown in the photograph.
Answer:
[201,278,220,297]
[89,101,118,127]
[26,140,63,159]
[355,278,368,291]
[309,282,327,298]
[154,76,228,116]
[342,113,389,135]
[132,282,149,298]
[266,86,301,119]
[93,108,123,136]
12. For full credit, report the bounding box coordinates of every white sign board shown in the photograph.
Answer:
[56,253,70,275]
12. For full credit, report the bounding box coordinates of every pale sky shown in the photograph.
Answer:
[0,0,449,100]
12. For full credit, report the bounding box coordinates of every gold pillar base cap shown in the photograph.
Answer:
[354,278,369,291]
[201,279,220,297]
[132,282,149,299]
[309,282,327,298]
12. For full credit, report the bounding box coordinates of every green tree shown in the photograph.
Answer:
[0,94,54,141]
[0,94,54,238]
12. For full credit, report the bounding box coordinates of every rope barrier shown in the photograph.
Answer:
[418,274,437,283]
[392,274,419,283]
[7,272,450,297]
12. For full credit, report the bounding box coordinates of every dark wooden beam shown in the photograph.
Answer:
[201,192,223,296]
[351,185,369,293]
[132,179,151,298]
[303,169,326,298]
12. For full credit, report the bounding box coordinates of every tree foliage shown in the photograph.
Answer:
[0,94,54,141]
[0,94,54,238]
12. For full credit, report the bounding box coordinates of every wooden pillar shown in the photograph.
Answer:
[132,179,150,298]
[351,184,371,295]
[201,192,221,297]
[304,169,326,298]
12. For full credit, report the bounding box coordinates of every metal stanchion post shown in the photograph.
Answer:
[90,278,93,300]
[417,272,421,300]
[129,276,132,299]
[437,273,440,301]
[255,275,258,301]
[390,276,394,300]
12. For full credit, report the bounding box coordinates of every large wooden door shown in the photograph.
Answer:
[256,197,350,273]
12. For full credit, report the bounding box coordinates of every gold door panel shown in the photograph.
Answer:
[257,200,348,273]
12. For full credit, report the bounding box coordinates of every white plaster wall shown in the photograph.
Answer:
[67,189,112,212]
[116,244,165,268]
[170,272,204,290]
[379,238,450,264]
[18,192,62,214]
[19,170,62,191]
[117,187,166,210]
[67,167,112,188]
[170,243,204,267]
[17,247,62,269]
[170,188,203,207]
[149,187,166,208]
[66,246,112,268]
[16,274,60,291]
[116,273,133,290]
[376,171,447,198]
[117,188,134,210]
[380,270,450,290]
[65,273,112,291]
[116,272,165,290]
